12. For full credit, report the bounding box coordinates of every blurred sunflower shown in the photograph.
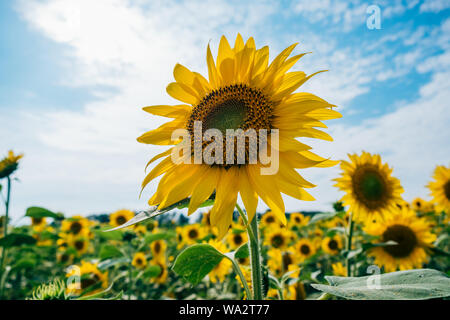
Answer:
[321,235,343,255]
[31,217,47,232]
[288,212,310,229]
[66,261,108,296]
[331,262,347,276]
[208,240,232,283]
[109,209,134,227]
[267,248,299,277]
[334,152,404,223]
[175,226,186,249]
[61,216,90,237]
[132,252,148,269]
[150,260,168,284]
[150,240,167,263]
[411,197,426,212]
[227,229,248,250]
[0,150,23,179]
[364,206,436,272]
[264,227,292,250]
[57,251,74,266]
[68,236,90,256]
[183,224,205,244]
[294,238,316,261]
[138,34,341,238]
[133,224,147,237]
[261,211,284,229]
[427,165,450,214]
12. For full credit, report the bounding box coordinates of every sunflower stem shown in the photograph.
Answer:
[0,176,11,298]
[249,213,263,300]
[229,257,252,300]
[235,204,263,300]
[345,211,355,277]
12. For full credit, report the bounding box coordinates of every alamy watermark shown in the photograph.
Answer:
[366,5,381,30]
[170,121,280,175]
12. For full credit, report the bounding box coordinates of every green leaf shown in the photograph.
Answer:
[105,194,215,231]
[172,244,225,285]
[13,258,37,270]
[308,212,338,225]
[25,207,62,219]
[143,265,162,278]
[99,244,123,260]
[144,232,175,244]
[0,233,37,247]
[234,243,249,259]
[94,227,123,241]
[311,268,450,300]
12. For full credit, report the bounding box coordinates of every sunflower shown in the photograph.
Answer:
[150,239,167,263]
[0,150,23,179]
[208,240,232,283]
[288,212,310,229]
[175,226,186,249]
[427,165,450,214]
[138,34,341,238]
[57,251,74,266]
[132,252,148,269]
[134,224,147,237]
[31,217,47,232]
[364,206,436,272]
[260,211,283,228]
[61,216,91,237]
[321,235,343,255]
[150,260,168,284]
[183,224,205,244]
[264,227,292,250]
[66,261,108,296]
[411,197,426,212]
[334,152,404,223]
[294,238,316,262]
[109,209,134,228]
[331,262,347,277]
[267,248,299,277]
[226,228,248,250]
[68,235,90,255]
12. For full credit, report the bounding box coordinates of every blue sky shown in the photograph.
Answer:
[1,0,449,222]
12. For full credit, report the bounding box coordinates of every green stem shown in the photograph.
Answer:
[235,204,263,300]
[229,258,252,300]
[249,212,263,300]
[0,176,11,298]
[345,211,354,277]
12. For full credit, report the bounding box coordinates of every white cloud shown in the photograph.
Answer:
[420,0,450,13]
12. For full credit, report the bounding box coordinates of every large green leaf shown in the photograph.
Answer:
[172,244,225,285]
[0,233,36,247]
[25,207,62,219]
[311,268,450,300]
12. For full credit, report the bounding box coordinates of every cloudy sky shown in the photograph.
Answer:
[1,0,449,223]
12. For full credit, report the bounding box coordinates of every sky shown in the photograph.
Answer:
[1,0,449,223]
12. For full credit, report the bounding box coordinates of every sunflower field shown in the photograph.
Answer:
[1,34,449,302]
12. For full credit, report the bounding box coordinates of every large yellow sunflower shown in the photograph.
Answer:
[66,261,108,296]
[334,152,404,223]
[364,206,436,272]
[427,165,450,214]
[138,34,341,238]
